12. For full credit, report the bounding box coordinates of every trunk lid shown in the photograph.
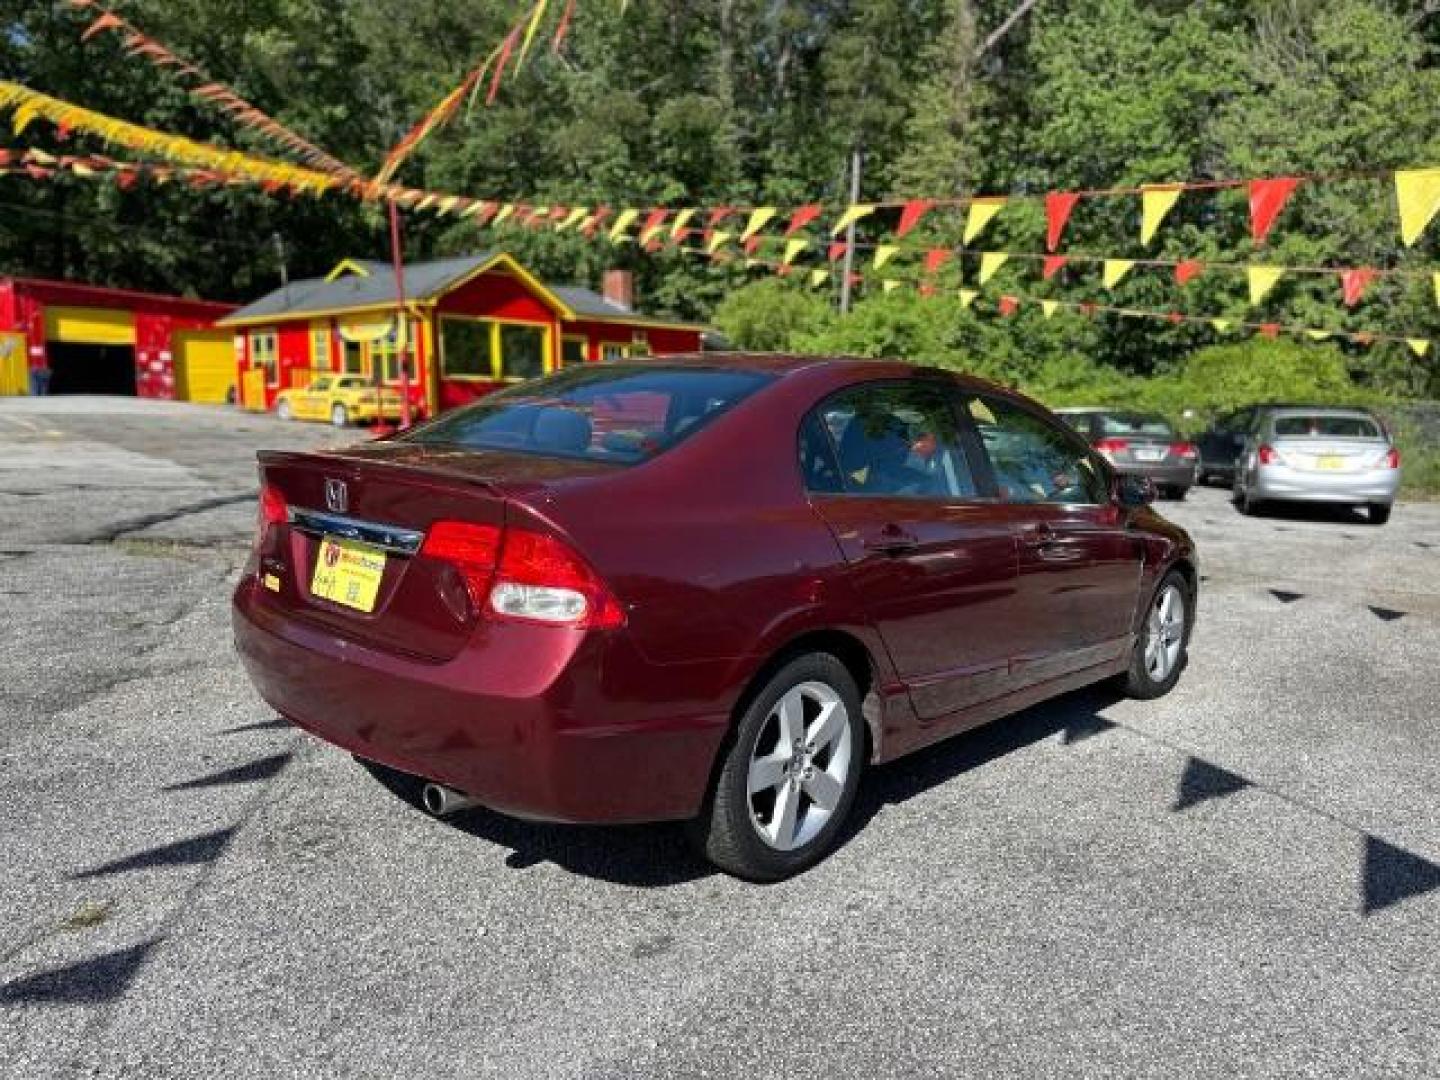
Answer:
[1271,437,1389,473]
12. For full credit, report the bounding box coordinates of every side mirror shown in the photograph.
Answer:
[1116,474,1157,509]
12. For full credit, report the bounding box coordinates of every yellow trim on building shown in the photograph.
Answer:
[44,306,135,346]
[325,258,374,281]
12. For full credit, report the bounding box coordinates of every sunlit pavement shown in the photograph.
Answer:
[1,396,1436,1079]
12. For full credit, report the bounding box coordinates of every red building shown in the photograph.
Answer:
[219,252,707,416]
[0,276,236,400]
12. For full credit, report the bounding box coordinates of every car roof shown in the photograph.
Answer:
[629,351,1015,394]
[1264,405,1377,418]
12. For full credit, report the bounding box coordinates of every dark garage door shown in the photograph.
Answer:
[47,343,137,396]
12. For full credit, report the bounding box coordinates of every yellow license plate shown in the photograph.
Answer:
[311,536,386,612]
[1316,454,1345,470]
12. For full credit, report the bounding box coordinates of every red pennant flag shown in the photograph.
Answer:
[486,25,522,105]
[1045,192,1081,252]
[743,235,762,255]
[1174,259,1205,286]
[846,272,862,287]
[115,170,139,191]
[918,283,936,298]
[1042,255,1069,280]
[827,241,848,263]
[1352,332,1375,346]
[81,12,124,42]
[582,207,611,238]
[553,0,576,52]
[474,201,499,225]
[896,199,933,239]
[640,208,668,237]
[999,296,1019,317]
[776,264,792,277]
[1079,302,1099,317]
[784,204,822,236]
[1249,177,1300,244]
[1340,267,1378,307]
[1258,323,1281,339]
[644,236,664,253]
[1167,311,1185,326]
[707,207,734,230]
[923,248,952,276]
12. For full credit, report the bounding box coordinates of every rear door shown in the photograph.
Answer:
[802,380,1020,720]
[965,393,1144,685]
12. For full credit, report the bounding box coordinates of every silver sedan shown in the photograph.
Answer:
[1233,407,1401,524]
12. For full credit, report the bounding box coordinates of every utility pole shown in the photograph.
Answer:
[388,200,413,429]
[271,232,290,305]
[839,147,862,314]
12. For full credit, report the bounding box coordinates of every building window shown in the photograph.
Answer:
[600,342,629,363]
[630,332,651,357]
[561,335,587,367]
[440,318,548,381]
[311,325,332,371]
[342,340,365,374]
[250,331,278,386]
[371,318,420,385]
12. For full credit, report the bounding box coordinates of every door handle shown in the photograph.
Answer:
[863,524,920,554]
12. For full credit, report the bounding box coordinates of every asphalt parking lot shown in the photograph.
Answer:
[1,395,1437,1079]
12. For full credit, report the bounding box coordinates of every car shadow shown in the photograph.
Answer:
[355,686,1122,888]
[1229,499,1372,526]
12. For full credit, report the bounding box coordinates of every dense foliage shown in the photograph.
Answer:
[3,0,1440,403]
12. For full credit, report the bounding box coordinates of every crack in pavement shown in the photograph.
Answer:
[70,491,258,546]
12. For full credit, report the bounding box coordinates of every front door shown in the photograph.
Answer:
[964,392,1144,686]
[802,380,1019,724]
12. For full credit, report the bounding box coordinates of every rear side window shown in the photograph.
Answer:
[969,395,1109,505]
[402,366,773,464]
[1097,412,1175,437]
[812,382,978,499]
[1273,414,1381,439]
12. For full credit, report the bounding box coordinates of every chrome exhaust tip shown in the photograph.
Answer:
[421,782,480,817]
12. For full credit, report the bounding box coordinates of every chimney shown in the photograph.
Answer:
[602,269,634,311]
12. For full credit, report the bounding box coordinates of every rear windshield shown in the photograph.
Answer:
[402,365,773,464]
[1273,415,1381,439]
[1095,412,1175,437]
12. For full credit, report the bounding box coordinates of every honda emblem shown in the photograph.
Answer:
[324,479,348,514]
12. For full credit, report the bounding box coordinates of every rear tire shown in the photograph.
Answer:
[1368,503,1392,526]
[688,653,864,882]
[331,403,349,428]
[1236,482,1261,516]
[1121,570,1191,700]
[275,399,293,421]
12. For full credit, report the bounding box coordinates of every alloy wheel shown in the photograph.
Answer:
[746,680,853,852]
[1144,584,1186,683]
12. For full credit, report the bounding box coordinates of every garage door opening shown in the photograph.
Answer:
[47,343,137,396]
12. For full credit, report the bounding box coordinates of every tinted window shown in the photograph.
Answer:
[969,395,1108,505]
[817,383,978,499]
[1273,414,1382,439]
[798,412,844,494]
[1096,412,1175,437]
[403,366,772,464]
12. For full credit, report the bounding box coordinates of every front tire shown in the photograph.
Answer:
[275,399,293,421]
[689,653,864,882]
[1121,570,1191,700]
[330,403,349,427]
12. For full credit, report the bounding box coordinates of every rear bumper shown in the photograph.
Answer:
[232,575,731,824]
[1252,465,1400,505]
[1112,461,1197,489]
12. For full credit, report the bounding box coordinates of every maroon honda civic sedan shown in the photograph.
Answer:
[234,355,1196,880]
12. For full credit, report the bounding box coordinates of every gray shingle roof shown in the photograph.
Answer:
[219,253,702,329]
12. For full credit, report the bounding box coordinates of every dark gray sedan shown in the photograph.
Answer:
[1055,408,1199,499]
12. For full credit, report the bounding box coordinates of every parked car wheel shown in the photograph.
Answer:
[330,403,349,428]
[1234,480,1261,516]
[1121,571,1191,700]
[689,653,865,882]
[1367,502,1392,526]
[275,399,293,421]
[1161,485,1188,501]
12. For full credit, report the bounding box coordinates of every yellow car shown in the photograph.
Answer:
[273,375,407,427]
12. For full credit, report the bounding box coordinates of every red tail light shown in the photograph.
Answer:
[256,483,287,545]
[1171,442,1198,460]
[421,521,502,605]
[1257,444,1281,465]
[421,521,624,629]
[1095,437,1129,456]
[1383,447,1401,469]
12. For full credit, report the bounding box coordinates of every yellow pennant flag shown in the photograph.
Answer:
[782,239,808,265]
[1408,338,1432,358]
[706,230,733,254]
[609,208,640,241]
[810,268,829,288]
[517,0,550,68]
[882,279,903,294]
[670,209,697,238]
[1211,319,1232,333]
[1140,185,1182,246]
[832,203,875,236]
[978,252,1009,284]
[1395,168,1440,246]
[1305,330,1333,341]
[415,194,439,212]
[1041,300,1059,320]
[741,207,778,241]
[963,197,1006,244]
[1248,265,1285,305]
[493,203,515,226]
[958,288,979,309]
[436,195,462,216]
[556,207,588,231]
[1433,272,1440,308]
[11,102,37,136]
[873,245,899,270]
[1103,260,1135,289]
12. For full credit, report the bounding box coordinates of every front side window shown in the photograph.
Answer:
[814,382,977,500]
[969,395,1108,505]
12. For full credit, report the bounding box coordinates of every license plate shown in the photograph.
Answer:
[311,536,386,612]
[1135,448,1166,462]
[1316,454,1345,470]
